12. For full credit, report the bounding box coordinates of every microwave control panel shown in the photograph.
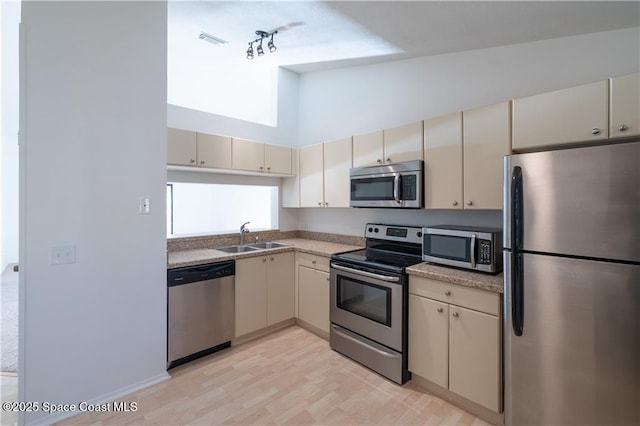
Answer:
[478,240,493,264]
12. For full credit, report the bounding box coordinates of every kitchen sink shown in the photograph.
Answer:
[249,242,292,249]
[215,245,261,254]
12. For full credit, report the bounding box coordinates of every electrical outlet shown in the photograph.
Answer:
[51,245,76,265]
[139,197,151,214]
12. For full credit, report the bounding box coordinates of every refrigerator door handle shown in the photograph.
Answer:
[511,166,524,336]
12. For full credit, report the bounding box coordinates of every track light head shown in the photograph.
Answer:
[246,42,254,60]
[246,30,278,59]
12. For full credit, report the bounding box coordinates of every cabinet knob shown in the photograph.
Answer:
[437,307,443,313]
[326,277,330,281]
[466,201,473,206]
[324,202,328,207]
[452,201,458,206]
[260,166,264,171]
[445,290,451,296]
[591,128,601,135]
[270,256,274,261]
[262,258,267,263]
[452,312,459,318]
[618,124,629,132]
[386,157,391,163]
[377,159,382,164]
[200,160,205,165]
[318,202,322,206]
[312,260,317,264]
[267,167,271,171]
[190,159,195,163]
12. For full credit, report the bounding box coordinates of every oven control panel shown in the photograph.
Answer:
[365,223,423,244]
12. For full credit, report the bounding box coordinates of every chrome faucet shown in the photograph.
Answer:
[240,221,250,245]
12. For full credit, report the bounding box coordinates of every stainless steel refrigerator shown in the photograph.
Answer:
[503,140,639,425]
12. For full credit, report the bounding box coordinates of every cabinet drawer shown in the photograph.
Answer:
[409,276,500,316]
[297,252,330,272]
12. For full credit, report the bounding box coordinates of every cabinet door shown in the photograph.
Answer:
[463,102,511,209]
[235,257,267,337]
[449,306,501,412]
[424,112,463,209]
[281,149,300,208]
[167,128,196,166]
[298,266,330,333]
[408,295,449,388]
[265,144,292,174]
[352,130,384,167]
[232,138,265,172]
[383,121,423,163]
[196,132,231,169]
[299,144,324,208]
[513,80,609,150]
[610,73,640,138]
[323,137,352,208]
[267,252,295,325]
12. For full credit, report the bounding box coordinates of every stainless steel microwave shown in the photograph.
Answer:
[422,225,503,274]
[350,160,423,208]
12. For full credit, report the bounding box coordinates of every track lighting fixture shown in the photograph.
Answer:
[246,30,277,60]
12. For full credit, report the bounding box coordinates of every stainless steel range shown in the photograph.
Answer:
[330,223,424,384]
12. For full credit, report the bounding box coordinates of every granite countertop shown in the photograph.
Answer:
[407,262,503,293]
[168,238,362,269]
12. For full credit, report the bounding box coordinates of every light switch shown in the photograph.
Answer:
[51,245,76,265]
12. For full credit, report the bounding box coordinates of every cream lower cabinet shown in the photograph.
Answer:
[408,276,502,413]
[296,253,330,335]
[235,252,294,338]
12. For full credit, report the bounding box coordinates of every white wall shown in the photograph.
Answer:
[1,0,20,272]
[298,27,640,146]
[294,27,639,236]
[20,2,168,423]
[167,67,299,147]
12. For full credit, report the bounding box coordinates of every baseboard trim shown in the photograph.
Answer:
[30,371,170,425]
[411,374,504,425]
[294,319,329,341]
[231,318,296,347]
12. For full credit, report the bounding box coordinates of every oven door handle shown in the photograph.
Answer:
[331,263,400,283]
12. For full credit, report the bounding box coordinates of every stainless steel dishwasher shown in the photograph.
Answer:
[167,261,235,369]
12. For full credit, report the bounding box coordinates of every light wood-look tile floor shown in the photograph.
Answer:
[60,326,490,425]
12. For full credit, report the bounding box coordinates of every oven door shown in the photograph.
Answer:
[330,262,404,351]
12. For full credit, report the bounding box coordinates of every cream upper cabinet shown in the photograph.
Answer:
[232,138,265,173]
[352,130,384,167]
[265,144,293,174]
[610,73,640,139]
[266,252,295,326]
[513,80,609,151]
[408,276,502,413]
[196,132,232,169]
[323,137,352,208]
[167,128,197,166]
[463,101,512,210]
[383,121,423,163]
[299,143,324,207]
[232,138,292,174]
[281,149,300,208]
[424,112,463,209]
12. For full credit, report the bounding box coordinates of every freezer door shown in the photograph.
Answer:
[504,141,639,262]
[504,252,640,426]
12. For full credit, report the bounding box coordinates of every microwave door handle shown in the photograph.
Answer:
[470,234,477,268]
[393,174,401,204]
